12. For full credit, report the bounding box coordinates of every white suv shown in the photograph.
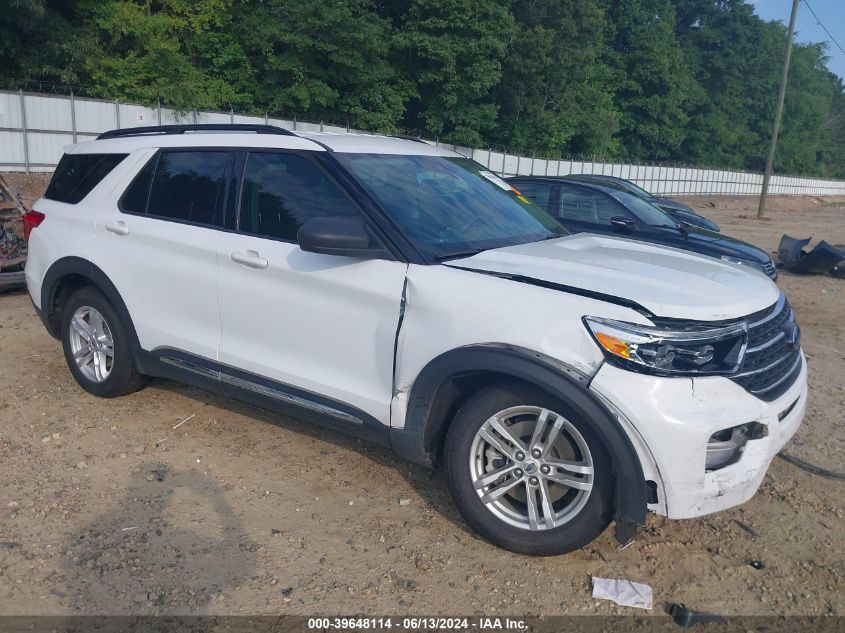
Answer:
[25,124,807,555]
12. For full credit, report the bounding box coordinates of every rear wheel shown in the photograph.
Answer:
[61,286,144,397]
[445,383,612,555]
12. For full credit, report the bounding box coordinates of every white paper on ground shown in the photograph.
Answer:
[591,577,653,610]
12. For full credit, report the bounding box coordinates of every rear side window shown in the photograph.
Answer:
[121,151,231,226]
[45,153,127,204]
[239,152,359,241]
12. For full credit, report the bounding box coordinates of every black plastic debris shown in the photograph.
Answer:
[777,235,811,268]
[748,559,765,570]
[665,603,725,628]
[777,235,845,276]
[153,466,166,481]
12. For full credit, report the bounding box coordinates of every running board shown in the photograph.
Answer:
[160,355,363,426]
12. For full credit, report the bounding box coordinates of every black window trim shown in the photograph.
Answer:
[117,147,239,233]
[115,145,426,264]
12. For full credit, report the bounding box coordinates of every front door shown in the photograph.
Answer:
[216,150,407,426]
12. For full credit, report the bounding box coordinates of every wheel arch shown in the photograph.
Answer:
[39,257,142,356]
[389,343,648,539]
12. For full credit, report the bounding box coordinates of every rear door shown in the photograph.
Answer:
[216,150,407,426]
[92,149,236,360]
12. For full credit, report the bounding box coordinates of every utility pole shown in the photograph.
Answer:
[758,0,800,219]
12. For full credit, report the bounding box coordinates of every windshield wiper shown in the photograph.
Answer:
[434,247,488,261]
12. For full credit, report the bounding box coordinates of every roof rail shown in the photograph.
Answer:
[393,134,431,145]
[96,124,296,140]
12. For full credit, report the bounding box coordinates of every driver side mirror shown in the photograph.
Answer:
[610,216,636,233]
[298,217,388,259]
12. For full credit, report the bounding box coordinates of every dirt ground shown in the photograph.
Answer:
[0,177,843,618]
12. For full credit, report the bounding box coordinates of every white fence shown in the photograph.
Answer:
[2,89,845,197]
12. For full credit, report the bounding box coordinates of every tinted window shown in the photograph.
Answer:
[558,187,631,224]
[120,156,156,214]
[514,181,552,213]
[239,152,359,241]
[45,153,127,204]
[145,151,230,225]
[335,154,564,260]
[612,191,678,228]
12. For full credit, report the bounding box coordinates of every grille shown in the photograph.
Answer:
[761,260,777,279]
[731,295,801,400]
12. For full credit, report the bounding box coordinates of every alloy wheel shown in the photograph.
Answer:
[469,405,594,531]
[68,305,115,383]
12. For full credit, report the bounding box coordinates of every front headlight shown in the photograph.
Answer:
[584,316,747,375]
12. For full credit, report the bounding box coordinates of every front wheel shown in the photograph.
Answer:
[444,383,613,555]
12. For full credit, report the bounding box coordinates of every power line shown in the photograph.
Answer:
[803,0,845,58]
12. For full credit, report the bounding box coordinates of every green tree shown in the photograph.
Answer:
[233,0,410,132]
[777,42,839,176]
[494,0,620,157]
[817,75,845,179]
[0,0,84,86]
[392,0,515,145]
[78,0,251,110]
[601,0,692,160]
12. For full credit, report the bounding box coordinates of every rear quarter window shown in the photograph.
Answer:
[44,153,127,204]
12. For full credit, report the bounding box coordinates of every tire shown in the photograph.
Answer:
[444,382,613,556]
[60,286,145,398]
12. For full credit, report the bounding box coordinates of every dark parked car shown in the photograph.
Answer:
[509,176,776,279]
[561,174,720,232]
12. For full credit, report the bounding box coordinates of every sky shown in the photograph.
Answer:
[749,0,845,81]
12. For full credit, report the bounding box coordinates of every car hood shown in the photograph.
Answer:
[676,224,770,263]
[446,234,779,321]
[661,207,721,232]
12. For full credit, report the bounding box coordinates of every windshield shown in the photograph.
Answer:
[610,178,653,199]
[612,191,679,228]
[335,154,564,260]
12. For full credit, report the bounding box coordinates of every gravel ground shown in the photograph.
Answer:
[0,178,843,617]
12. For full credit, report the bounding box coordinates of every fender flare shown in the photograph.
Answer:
[39,256,142,356]
[389,343,648,537]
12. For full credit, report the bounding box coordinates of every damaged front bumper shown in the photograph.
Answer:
[589,353,807,519]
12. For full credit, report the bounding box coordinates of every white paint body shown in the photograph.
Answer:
[26,131,807,523]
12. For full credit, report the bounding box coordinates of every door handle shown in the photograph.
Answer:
[105,220,130,236]
[231,250,268,269]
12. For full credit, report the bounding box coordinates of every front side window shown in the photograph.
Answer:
[45,153,127,204]
[335,154,563,260]
[239,152,360,241]
[612,191,678,228]
[558,187,631,224]
[514,181,553,213]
